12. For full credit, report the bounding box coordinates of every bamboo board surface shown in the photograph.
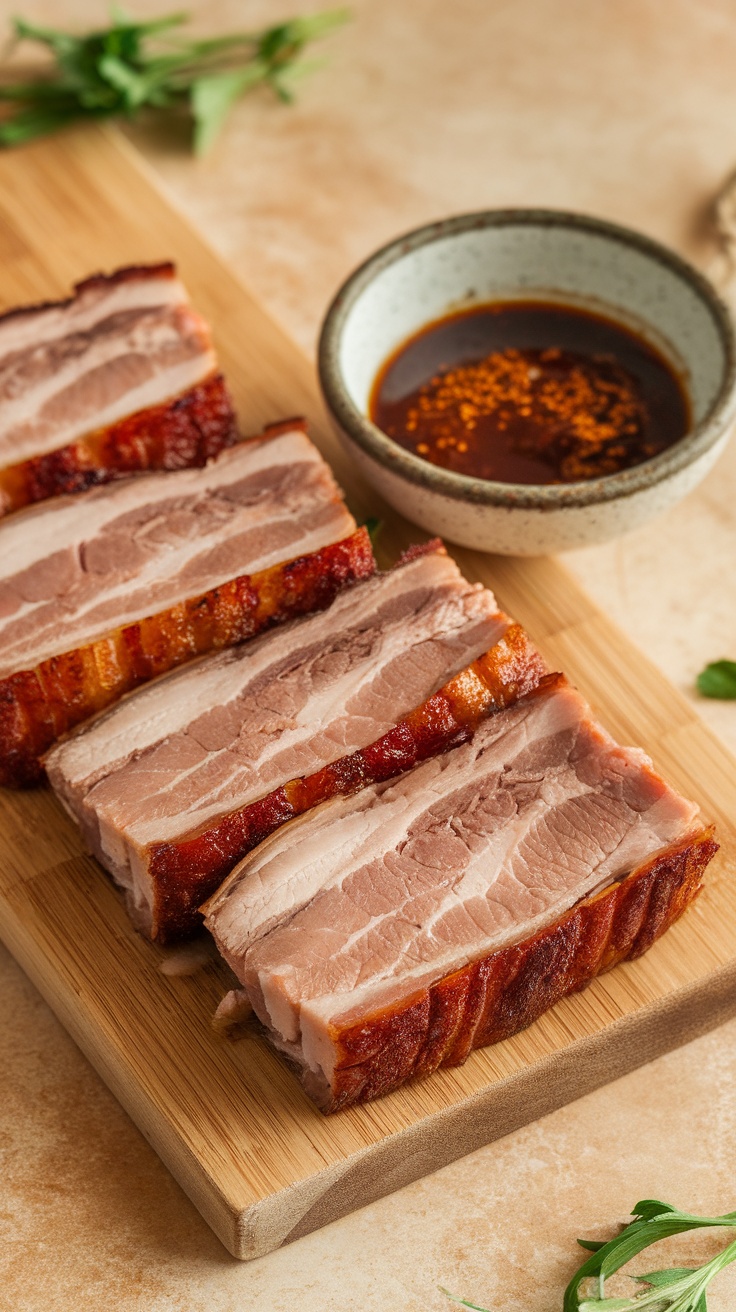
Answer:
[1,125,736,1261]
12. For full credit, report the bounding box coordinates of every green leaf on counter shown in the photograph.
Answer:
[441,1200,736,1312]
[697,659,736,699]
[564,1200,736,1311]
[0,7,349,152]
[192,63,267,155]
[634,1265,698,1286]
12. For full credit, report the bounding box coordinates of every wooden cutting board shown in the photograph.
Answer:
[1,125,736,1262]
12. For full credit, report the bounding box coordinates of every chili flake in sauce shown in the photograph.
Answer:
[370,301,690,485]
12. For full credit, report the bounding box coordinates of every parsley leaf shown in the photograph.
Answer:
[696,660,736,699]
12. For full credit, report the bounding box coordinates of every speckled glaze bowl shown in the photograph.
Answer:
[318,210,736,555]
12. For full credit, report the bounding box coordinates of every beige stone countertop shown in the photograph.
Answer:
[4,1,736,1307]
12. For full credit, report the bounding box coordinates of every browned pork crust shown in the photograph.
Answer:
[0,372,238,515]
[2,527,375,787]
[0,262,177,329]
[319,827,717,1111]
[143,622,544,940]
[0,261,237,516]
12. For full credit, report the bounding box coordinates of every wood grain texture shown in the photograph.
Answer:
[0,124,735,1260]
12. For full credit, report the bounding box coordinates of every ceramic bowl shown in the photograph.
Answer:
[318,210,736,555]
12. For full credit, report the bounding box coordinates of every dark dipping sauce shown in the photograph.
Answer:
[369,301,691,485]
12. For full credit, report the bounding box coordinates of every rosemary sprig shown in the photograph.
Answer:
[0,7,348,153]
[441,1200,736,1312]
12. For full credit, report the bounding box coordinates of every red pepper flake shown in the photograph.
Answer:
[371,302,690,485]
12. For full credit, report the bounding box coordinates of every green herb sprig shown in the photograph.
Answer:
[0,7,348,153]
[442,1200,736,1312]
[565,1199,736,1311]
[696,660,736,700]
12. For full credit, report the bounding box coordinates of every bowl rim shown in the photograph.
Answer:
[317,208,736,511]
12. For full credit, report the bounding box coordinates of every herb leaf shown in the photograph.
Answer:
[696,660,736,700]
[632,1200,679,1221]
[565,1201,736,1311]
[442,1201,736,1312]
[191,65,265,155]
[634,1266,698,1286]
[0,8,349,152]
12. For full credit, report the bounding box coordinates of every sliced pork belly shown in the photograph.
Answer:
[0,429,363,784]
[138,621,543,936]
[205,674,714,1111]
[46,547,524,940]
[0,263,237,515]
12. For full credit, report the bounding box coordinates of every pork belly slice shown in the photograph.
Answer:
[204,674,714,1111]
[0,263,238,515]
[0,426,352,677]
[0,430,362,785]
[8,528,373,789]
[46,546,523,940]
[141,622,543,938]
